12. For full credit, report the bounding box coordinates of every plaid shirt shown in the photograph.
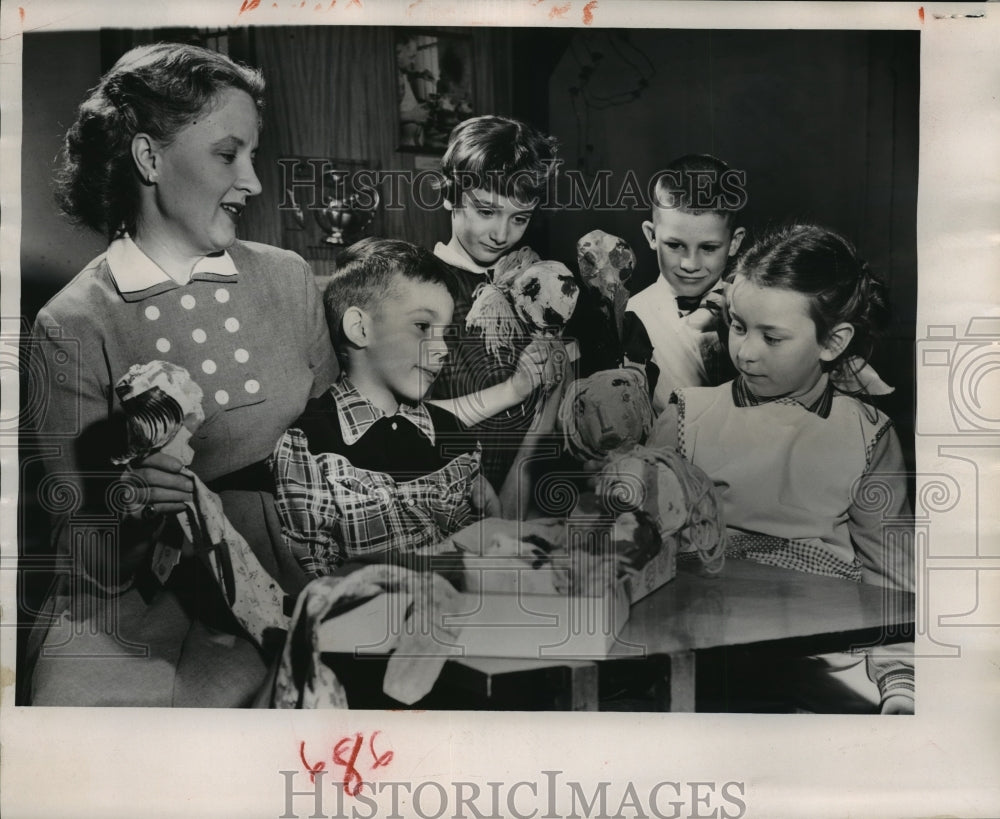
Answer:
[271,380,481,576]
[332,378,437,446]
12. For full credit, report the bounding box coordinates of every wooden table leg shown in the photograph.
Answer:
[565,661,599,711]
[653,651,696,712]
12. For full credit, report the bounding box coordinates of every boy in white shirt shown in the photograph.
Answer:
[622,154,747,413]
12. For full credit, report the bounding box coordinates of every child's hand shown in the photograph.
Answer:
[511,339,566,400]
[469,474,502,519]
[702,281,731,325]
[880,694,914,715]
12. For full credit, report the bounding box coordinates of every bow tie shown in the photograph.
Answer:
[676,295,704,314]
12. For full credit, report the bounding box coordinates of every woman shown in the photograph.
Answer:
[26,43,338,706]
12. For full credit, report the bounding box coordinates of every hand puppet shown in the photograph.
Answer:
[113,361,287,645]
[576,229,636,342]
[465,246,580,361]
[557,366,725,574]
[568,230,638,374]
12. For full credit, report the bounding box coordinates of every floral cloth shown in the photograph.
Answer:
[273,564,462,708]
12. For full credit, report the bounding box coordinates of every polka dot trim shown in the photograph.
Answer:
[202,360,217,375]
[215,288,230,303]
[244,379,260,394]
[225,317,240,333]
[144,306,160,320]
[235,348,250,363]
[192,329,207,343]
[180,294,196,310]
[156,338,171,353]
[215,390,229,405]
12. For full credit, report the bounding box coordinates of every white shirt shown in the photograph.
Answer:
[433,241,492,276]
[107,235,239,293]
[626,276,707,412]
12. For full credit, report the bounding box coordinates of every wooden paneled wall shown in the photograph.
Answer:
[240,26,512,261]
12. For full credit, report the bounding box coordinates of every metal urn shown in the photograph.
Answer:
[314,169,381,245]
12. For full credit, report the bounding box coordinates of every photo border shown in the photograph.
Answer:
[2,2,998,817]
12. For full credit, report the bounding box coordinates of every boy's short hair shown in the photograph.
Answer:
[440,115,559,205]
[324,238,453,359]
[651,153,746,227]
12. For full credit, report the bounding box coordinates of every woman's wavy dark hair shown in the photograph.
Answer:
[55,42,265,242]
[733,224,890,387]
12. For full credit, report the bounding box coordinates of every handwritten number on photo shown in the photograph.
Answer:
[300,732,393,796]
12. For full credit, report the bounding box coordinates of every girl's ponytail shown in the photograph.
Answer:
[840,257,889,365]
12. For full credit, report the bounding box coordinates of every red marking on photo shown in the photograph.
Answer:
[300,732,393,798]
[370,730,394,768]
[550,2,571,18]
[583,0,597,25]
[918,6,924,23]
[299,741,327,784]
[239,0,261,14]
[334,735,364,796]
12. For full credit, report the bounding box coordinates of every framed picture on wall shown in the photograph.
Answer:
[395,28,476,153]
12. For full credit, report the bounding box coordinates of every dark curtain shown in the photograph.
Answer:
[243,26,506,257]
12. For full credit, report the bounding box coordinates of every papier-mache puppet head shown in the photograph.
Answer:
[576,229,635,310]
[465,246,580,361]
[111,361,205,467]
[510,259,579,333]
[558,365,725,573]
[574,230,637,370]
[557,366,654,463]
[600,445,726,572]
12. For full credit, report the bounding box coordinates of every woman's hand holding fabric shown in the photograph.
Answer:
[121,451,195,521]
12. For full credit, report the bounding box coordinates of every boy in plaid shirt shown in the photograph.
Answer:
[270,239,542,575]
